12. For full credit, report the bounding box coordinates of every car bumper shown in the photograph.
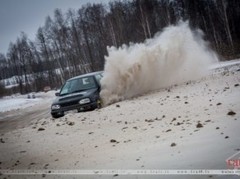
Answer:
[51,101,98,114]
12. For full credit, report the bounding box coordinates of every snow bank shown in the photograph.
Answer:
[210,58,240,69]
[0,98,42,113]
[0,91,55,113]
[100,21,218,105]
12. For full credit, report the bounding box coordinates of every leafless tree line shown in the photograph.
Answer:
[0,0,240,96]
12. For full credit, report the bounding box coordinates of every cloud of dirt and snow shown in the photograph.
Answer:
[100,21,218,105]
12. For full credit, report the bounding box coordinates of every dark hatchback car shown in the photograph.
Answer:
[51,71,103,118]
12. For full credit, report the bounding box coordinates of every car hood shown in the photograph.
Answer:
[52,88,98,105]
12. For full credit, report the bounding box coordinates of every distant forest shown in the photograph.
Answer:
[0,0,240,96]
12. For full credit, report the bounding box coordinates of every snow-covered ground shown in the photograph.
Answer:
[0,95,41,113]
[0,91,55,113]
[0,60,239,179]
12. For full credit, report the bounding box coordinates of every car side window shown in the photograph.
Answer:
[81,77,96,89]
[95,74,103,85]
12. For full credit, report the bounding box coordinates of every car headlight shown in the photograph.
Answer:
[79,98,90,104]
[52,104,61,110]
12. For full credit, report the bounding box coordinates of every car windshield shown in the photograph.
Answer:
[60,76,97,96]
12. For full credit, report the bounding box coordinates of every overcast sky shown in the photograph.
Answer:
[0,0,110,55]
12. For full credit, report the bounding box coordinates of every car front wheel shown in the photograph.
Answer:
[51,112,64,118]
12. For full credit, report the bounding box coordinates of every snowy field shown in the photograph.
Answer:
[0,60,239,179]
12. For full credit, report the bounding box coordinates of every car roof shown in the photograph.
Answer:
[67,71,103,81]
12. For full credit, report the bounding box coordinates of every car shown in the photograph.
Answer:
[51,71,103,118]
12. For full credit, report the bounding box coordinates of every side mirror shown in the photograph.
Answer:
[55,92,60,96]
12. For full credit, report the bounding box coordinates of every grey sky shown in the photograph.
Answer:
[0,0,110,55]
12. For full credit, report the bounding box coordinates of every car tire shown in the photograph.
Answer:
[51,112,64,118]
